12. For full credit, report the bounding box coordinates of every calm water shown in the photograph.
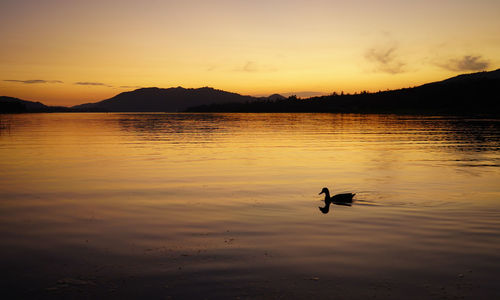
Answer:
[1,113,500,299]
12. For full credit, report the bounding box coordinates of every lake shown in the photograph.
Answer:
[1,113,500,299]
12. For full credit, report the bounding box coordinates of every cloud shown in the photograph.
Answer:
[238,61,259,72]
[365,46,405,74]
[234,61,277,73]
[438,55,490,72]
[74,82,105,86]
[4,79,63,84]
[119,85,142,89]
[74,82,114,87]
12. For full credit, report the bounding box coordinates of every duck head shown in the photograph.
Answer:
[319,187,329,195]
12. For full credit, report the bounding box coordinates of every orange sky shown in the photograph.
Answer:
[1,0,499,106]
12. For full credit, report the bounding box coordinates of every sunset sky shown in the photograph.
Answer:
[1,0,499,106]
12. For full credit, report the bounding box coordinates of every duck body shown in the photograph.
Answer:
[330,193,356,203]
[319,187,355,203]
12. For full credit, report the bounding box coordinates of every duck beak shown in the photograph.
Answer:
[319,191,323,195]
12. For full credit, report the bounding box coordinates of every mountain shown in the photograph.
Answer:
[187,69,500,115]
[0,96,72,113]
[437,69,500,84]
[3,69,499,115]
[267,94,287,101]
[72,87,260,112]
[0,96,49,113]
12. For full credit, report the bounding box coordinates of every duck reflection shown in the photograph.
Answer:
[318,187,355,214]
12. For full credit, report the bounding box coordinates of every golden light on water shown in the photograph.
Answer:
[1,113,500,297]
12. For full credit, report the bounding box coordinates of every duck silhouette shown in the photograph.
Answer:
[318,187,355,214]
[319,187,355,203]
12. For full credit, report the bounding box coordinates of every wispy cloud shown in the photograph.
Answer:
[74,82,113,87]
[119,85,142,89]
[4,79,63,84]
[365,46,405,74]
[75,82,105,86]
[437,55,490,72]
[234,61,277,73]
[237,61,259,72]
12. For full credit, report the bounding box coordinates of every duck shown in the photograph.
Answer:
[319,187,355,203]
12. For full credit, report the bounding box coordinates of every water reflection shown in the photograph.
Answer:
[111,113,500,154]
[116,113,234,143]
[318,199,352,214]
[0,115,12,135]
[1,113,500,299]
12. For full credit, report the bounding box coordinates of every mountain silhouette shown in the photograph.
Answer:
[2,69,499,115]
[0,96,70,113]
[0,96,49,113]
[267,94,287,101]
[187,69,500,115]
[71,87,261,112]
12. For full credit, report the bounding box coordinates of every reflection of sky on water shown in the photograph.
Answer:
[113,113,500,153]
[0,113,500,298]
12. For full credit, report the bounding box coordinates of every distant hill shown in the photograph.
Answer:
[0,96,58,113]
[187,69,500,115]
[72,87,262,112]
[438,69,500,84]
[3,69,499,115]
[267,94,287,101]
[0,96,71,113]
[0,96,50,113]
